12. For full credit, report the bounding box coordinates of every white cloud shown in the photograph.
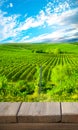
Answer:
[9,3,13,8]
[24,25,78,43]
[7,3,13,8]
[20,36,30,42]
[0,10,20,41]
[54,1,70,13]
[18,4,78,32]
[18,10,46,31]
[0,0,78,43]
[50,9,77,26]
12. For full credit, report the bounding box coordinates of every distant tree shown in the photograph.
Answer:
[36,50,44,53]
[53,48,61,54]
[45,49,53,54]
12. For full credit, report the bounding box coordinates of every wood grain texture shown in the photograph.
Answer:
[0,123,78,130]
[61,102,78,123]
[0,102,21,123]
[18,102,61,123]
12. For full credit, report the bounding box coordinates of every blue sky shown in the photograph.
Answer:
[0,0,78,43]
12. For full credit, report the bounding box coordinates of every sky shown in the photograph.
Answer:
[0,0,78,43]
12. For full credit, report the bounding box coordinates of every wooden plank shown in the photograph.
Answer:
[61,102,78,123]
[0,102,21,123]
[18,102,61,123]
[0,123,78,130]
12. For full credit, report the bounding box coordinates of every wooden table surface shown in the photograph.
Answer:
[0,102,78,130]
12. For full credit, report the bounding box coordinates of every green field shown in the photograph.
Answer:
[0,43,78,101]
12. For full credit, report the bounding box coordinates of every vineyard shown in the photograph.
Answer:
[0,43,78,101]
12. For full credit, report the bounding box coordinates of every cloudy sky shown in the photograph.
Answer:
[0,0,78,43]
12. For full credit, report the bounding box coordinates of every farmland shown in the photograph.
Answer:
[0,43,78,101]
